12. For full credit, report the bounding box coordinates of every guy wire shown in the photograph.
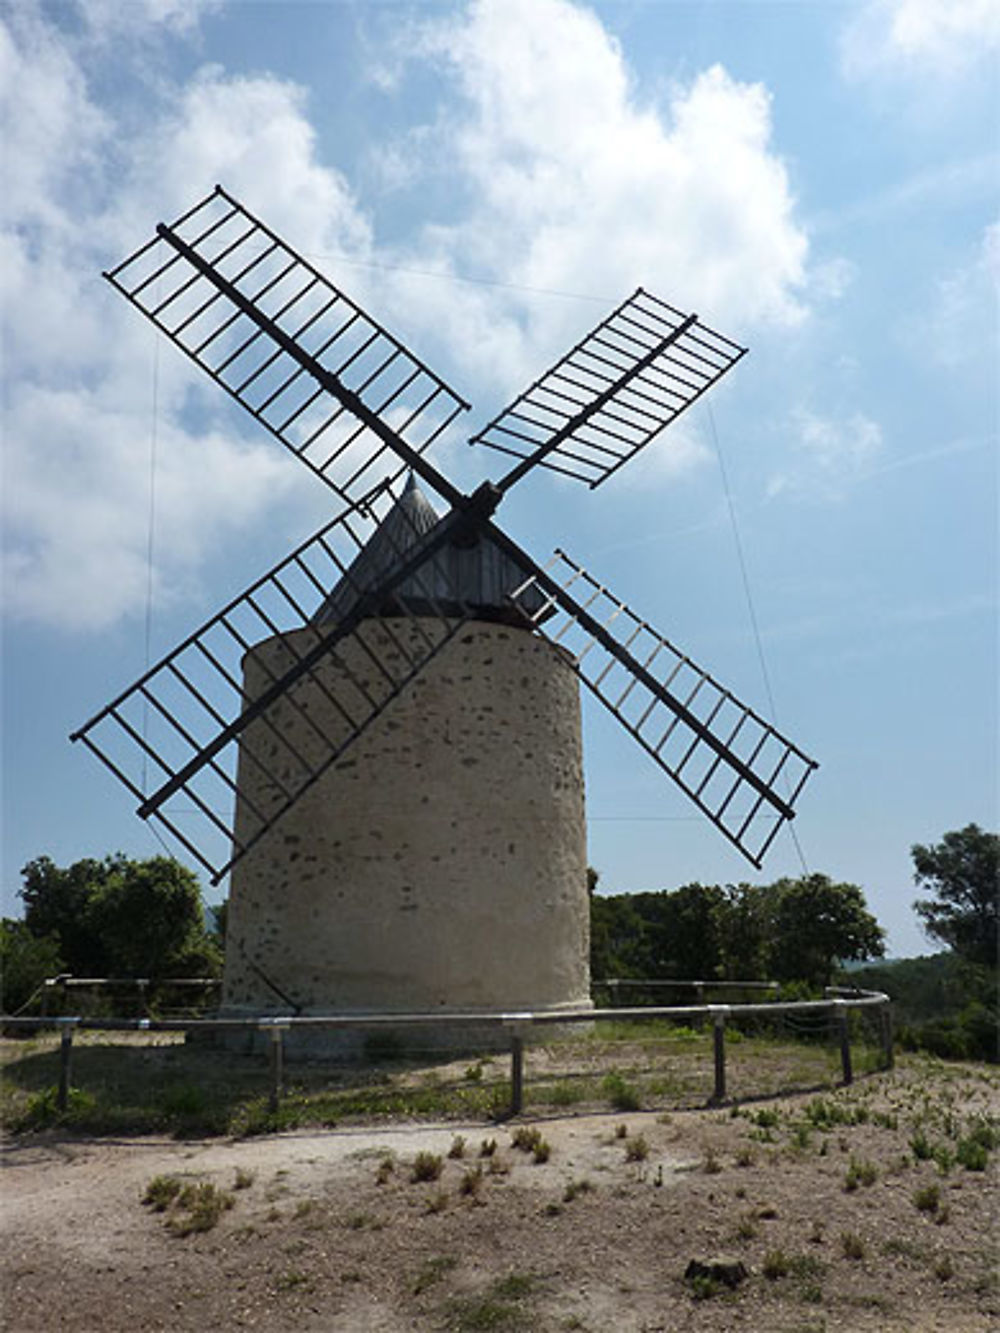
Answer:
[705,400,810,877]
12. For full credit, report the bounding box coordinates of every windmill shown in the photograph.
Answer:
[72,186,817,1036]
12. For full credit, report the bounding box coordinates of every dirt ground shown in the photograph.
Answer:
[2,1058,997,1332]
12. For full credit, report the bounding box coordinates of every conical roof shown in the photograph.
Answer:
[312,475,546,627]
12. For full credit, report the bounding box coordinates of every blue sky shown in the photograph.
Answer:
[2,0,996,956]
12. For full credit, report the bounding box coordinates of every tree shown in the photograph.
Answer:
[209,899,228,946]
[590,891,648,979]
[19,855,110,976]
[766,874,885,989]
[630,884,727,980]
[587,874,884,989]
[912,825,999,969]
[717,882,775,981]
[0,920,64,1013]
[87,857,220,977]
[17,854,220,979]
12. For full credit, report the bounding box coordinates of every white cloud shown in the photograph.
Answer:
[3,388,294,629]
[79,0,221,38]
[1,5,372,632]
[379,0,813,390]
[843,0,1000,78]
[0,8,110,231]
[768,409,884,501]
[2,0,822,631]
[898,217,1000,371]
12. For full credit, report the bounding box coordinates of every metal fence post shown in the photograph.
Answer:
[261,1023,288,1114]
[57,1019,77,1111]
[509,1032,525,1117]
[881,1001,894,1070]
[693,983,705,1030]
[834,1001,853,1085]
[708,1005,729,1103]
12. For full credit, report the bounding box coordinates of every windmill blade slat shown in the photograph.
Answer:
[104,186,469,507]
[474,289,746,491]
[499,542,817,867]
[71,489,479,884]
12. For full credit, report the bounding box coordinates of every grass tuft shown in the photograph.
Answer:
[625,1134,649,1163]
[841,1231,865,1260]
[601,1071,641,1112]
[914,1182,941,1214]
[411,1151,443,1183]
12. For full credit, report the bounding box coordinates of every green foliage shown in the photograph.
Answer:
[762,1249,791,1279]
[12,1084,97,1129]
[624,1134,649,1162]
[143,1174,182,1211]
[601,1070,641,1111]
[165,1181,234,1235]
[914,1182,941,1213]
[844,1156,878,1190]
[849,953,997,1063]
[0,919,64,1013]
[15,853,220,987]
[909,1129,933,1160]
[18,856,108,976]
[841,1231,866,1260]
[411,1151,443,1182]
[85,857,218,977]
[209,899,228,945]
[689,1275,723,1300]
[766,875,885,987]
[911,824,998,968]
[955,1135,989,1171]
[413,1254,458,1295]
[510,1126,544,1153]
[590,874,883,989]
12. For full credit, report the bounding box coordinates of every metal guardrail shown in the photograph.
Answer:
[2,988,892,1118]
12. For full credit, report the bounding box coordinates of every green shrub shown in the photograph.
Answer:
[14,1085,97,1130]
[164,1181,234,1235]
[601,1071,640,1112]
[956,1136,989,1171]
[459,1166,483,1196]
[844,1157,878,1191]
[411,1152,443,1183]
[625,1135,649,1163]
[914,1183,941,1214]
[511,1126,543,1153]
[909,1130,933,1160]
[841,1231,865,1260]
[143,1174,182,1211]
[763,1249,790,1279]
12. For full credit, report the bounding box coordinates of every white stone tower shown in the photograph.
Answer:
[220,477,590,1044]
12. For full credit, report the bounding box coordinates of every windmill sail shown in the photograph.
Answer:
[499,542,817,867]
[472,289,746,491]
[86,187,815,878]
[104,186,469,507]
[71,484,479,884]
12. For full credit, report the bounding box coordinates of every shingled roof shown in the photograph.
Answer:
[312,474,547,627]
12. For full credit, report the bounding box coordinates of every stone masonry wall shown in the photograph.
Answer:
[222,619,590,1018]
